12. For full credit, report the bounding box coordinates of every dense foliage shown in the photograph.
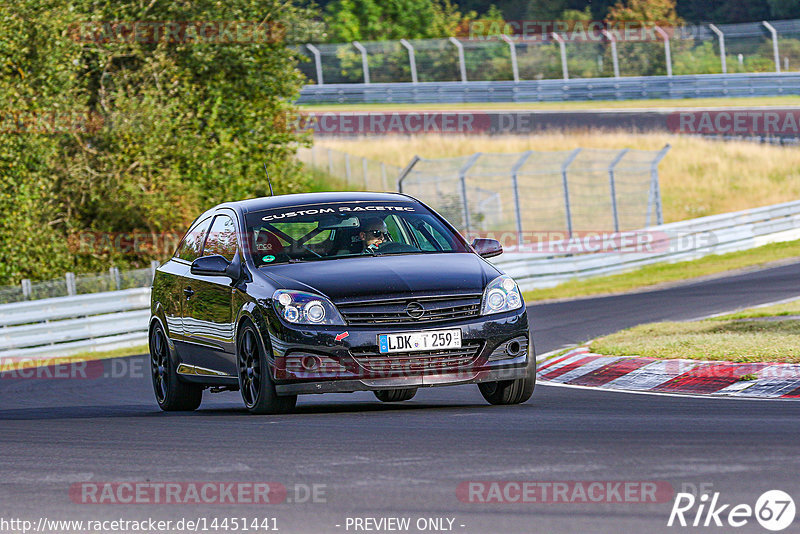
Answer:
[0,1,313,284]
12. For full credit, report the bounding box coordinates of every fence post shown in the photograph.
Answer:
[709,24,727,74]
[65,272,76,296]
[397,155,421,192]
[654,26,672,77]
[399,39,418,83]
[449,37,467,82]
[344,152,352,185]
[510,151,533,247]
[561,149,581,237]
[762,21,781,73]
[608,149,629,233]
[551,33,569,80]
[602,30,620,78]
[501,34,519,82]
[352,41,370,83]
[650,144,670,226]
[380,162,388,190]
[109,267,121,290]
[458,153,482,234]
[362,157,369,189]
[305,44,324,85]
[327,148,333,176]
[21,279,31,300]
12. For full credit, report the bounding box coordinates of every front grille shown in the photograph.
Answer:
[351,342,483,373]
[338,294,482,326]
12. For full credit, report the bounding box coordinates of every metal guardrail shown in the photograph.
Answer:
[4,200,800,360]
[492,199,800,290]
[297,72,800,105]
[0,288,150,359]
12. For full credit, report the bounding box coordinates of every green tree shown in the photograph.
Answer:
[0,0,313,283]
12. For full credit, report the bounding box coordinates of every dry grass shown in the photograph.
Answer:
[317,133,800,223]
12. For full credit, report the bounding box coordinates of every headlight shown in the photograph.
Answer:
[272,290,345,325]
[480,275,523,315]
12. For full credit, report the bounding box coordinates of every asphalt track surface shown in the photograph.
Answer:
[3,261,800,533]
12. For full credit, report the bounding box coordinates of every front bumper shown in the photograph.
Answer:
[266,308,532,396]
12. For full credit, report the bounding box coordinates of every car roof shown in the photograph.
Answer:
[219,191,418,215]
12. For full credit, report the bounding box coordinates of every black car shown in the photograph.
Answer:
[149,192,535,414]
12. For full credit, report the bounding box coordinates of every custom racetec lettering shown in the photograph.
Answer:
[261,204,415,221]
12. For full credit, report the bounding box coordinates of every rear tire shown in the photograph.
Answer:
[374,388,417,402]
[150,323,203,411]
[237,322,297,415]
[478,354,536,406]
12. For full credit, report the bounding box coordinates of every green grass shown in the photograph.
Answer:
[590,315,800,363]
[300,95,800,112]
[523,239,800,302]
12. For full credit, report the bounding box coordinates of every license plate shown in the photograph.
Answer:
[378,329,462,353]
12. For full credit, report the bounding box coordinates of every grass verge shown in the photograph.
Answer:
[300,95,800,112]
[522,239,800,302]
[590,299,800,363]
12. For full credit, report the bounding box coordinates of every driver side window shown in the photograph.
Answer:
[204,214,238,261]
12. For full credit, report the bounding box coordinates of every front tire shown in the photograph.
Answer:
[237,322,297,415]
[478,356,536,406]
[374,388,417,402]
[150,322,203,411]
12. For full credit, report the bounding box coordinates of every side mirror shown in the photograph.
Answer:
[471,238,503,258]
[191,255,234,277]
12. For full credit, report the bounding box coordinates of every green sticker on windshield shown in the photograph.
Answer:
[262,255,275,263]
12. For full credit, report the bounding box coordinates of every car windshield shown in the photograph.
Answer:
[245,201,470,266]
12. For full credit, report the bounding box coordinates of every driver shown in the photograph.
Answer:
[359,217,390,253]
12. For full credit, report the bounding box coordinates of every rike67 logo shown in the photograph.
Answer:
[668,490,796,531]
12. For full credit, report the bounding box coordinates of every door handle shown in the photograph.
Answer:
[183,287,195,298]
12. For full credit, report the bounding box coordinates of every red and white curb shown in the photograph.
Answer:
[536,347,800,398]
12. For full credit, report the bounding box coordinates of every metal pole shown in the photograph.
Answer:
[380,162,388,190]
[305,44,324,85]
[352,41,370,83]
[510,151,533,247]
[396,155,421,192]
[608,149,629,233]
[560,148,581,237]
[650,144,670,225]
[151,260,160,282]
[762,21,781,73]
[65,272,75,296]
[449,37,467,82]
[501,34,519,82]
[399,39,418,83]
[654,26,672,77]
[551,32,569,80]
[709,24,727,74]
[362,157,369,189]
[602,30,620,78]
[21,279,31,300]
[344,152,352,184]
[458,153,482,234]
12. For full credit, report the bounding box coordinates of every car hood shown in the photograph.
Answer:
[257,253,499,302]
